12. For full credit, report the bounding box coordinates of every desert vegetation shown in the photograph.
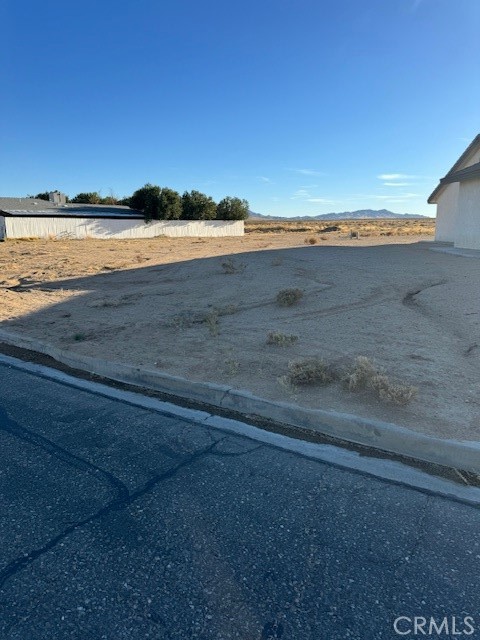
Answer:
[287,355,417,406]
[246,218,435,237]
[266,331,299,347]
[3,224,475,440]
[221,257,246,274]
[276,288,304,306]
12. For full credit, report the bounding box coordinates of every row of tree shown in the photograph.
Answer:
[31,185,249,221]
[31,191,129,205]
[129,184,249,221]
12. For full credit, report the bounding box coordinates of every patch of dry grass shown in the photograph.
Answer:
[266,331,299,346]
[285,355,417,406]
[246,218,435,237]
[344,356,377,391]
[287,358,333,386]
[344,356,417,405]
[369,374,418,405]
[204,310,219,336]
[276,288,303,306]
[171,304,238,335]
[221,257,246,274]
[224,358,240,376]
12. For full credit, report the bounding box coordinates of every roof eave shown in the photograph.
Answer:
[427,134,480,204]
[428,183,445,204]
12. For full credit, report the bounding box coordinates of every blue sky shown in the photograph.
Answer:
[1,0,479,217]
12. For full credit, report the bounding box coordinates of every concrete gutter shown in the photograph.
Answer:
[1,328,479,474]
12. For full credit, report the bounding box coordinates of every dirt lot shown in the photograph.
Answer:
[1,218,479,442]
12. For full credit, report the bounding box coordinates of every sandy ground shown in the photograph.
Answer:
[1,225,479,442]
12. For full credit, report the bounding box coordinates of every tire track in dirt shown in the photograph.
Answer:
[270,287,399,322]
[401,280,480,360]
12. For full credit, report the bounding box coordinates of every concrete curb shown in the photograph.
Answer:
[1,328,479,473]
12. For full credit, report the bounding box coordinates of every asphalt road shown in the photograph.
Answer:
[0,361,479,640]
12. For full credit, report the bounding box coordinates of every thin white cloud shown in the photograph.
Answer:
[377,173,415,181]
[291,189,311,200]
[258,176,272,183]
[373,193,420,200]
[291,168,324,177]
[290,188,335,204]
[383,182,412,187]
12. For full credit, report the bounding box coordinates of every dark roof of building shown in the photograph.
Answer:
[0,198,143,219]
[439,161,480,185]
[428,134,480,204]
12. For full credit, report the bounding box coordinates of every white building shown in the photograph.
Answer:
[428,134,480,250]
[0,198,244,240]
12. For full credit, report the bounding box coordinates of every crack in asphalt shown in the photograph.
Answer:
[0,406,130,500]
[0,438,222,591]
[210,445,264,458]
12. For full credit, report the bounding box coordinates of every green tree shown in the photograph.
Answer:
[129,184,161,220]
[102,195,118,205]
[129,184,182,220]
[71,192,102,204]
[32,191,50,201]
[216,196,250,220]
[158,188,182,220]
[181,190,217,220]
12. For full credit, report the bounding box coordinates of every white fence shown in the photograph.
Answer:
[0,217,244,240]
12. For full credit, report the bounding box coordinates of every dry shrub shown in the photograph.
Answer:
[221,257,246,274]
[266,331,298,346]
[344,356,417,405]
[224,358,240,376]
[204,310,219,336]
[370,375,417,405]
[216,304,239,316]
[277,375,299,400]
[276,288,303,306]
[344,356,377,391]
[171,305,237,333]
[305,236,318,245]
[285,354,417,405]
[288,358,333,386]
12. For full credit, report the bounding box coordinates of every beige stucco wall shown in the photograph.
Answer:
[434,144,480,242]
[4,218,244,240]
[454,178,480,250]
[435,182,459,242]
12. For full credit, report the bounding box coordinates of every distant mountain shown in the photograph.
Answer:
[248,209,427,220]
